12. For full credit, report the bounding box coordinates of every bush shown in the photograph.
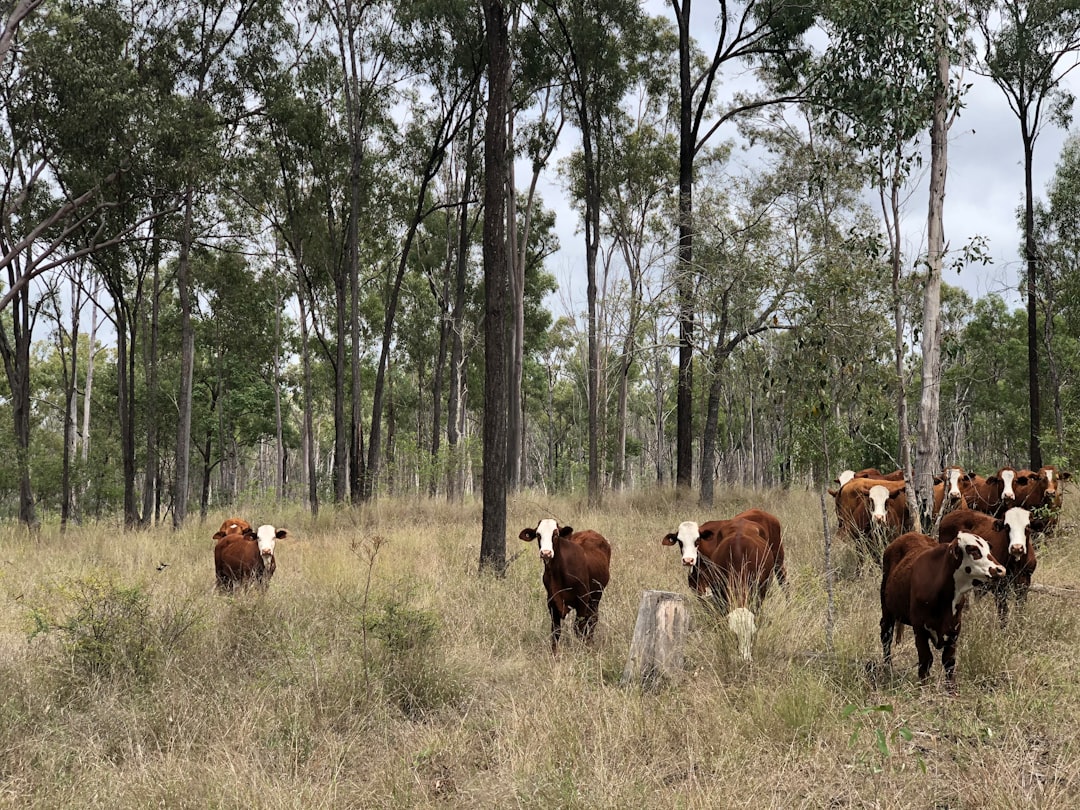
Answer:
[28,576,202,692]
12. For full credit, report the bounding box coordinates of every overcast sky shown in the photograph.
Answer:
[533,9,1080,319]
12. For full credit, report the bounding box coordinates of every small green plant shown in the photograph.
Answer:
[28,575,199,690]
[842,702,925,775]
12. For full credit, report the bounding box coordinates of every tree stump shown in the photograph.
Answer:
[621,590,690,689]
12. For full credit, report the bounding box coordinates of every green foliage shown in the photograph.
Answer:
[843,702,925,775]
[28,576,202,691]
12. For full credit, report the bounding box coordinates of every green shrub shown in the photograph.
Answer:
[28,576,201,692]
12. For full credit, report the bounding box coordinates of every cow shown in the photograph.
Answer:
[213,517,252,541]
[214,524,287,592]
[1037,465,1071,535]
[880,530,1005,690]
[835,477,910,558]
[961,468,1017,516]
[519,520,611,655]
[932,465,969,518]
[938,507,1040,625]
[853,468,906,482]
[661,516,778,660]
[1011,468,1051,511]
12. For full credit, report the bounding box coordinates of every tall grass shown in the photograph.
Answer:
[0,489,1078,808]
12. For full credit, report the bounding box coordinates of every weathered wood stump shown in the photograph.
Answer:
[621,590,690,689]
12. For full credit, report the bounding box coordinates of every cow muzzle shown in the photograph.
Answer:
[989,563,1006,579]
[682,556,695,567]
[540,549,553,560]
[1009,544,1026,559]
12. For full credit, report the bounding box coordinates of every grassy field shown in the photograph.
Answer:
[1,487,1078,809]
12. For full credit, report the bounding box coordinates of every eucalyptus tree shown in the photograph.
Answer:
[815,0,938,484]
[480,0,511,573]
[359,0,485,502]
[529,0,661,505]
[668,0,818,493]
[0,0,175,528]
[595,121,677,491]
[1033,131,1080,454]
[970,0,1080,470]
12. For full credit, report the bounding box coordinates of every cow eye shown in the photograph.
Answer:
[967,546,982,559]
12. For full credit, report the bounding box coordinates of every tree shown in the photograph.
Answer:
[970,0,1080,470]
[669,0,817,493]
[480,0,510,574]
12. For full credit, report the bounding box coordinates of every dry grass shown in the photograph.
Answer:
[1,488,1079,808]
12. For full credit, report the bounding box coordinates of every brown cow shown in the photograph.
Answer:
[932,465,969,518]
[835,477,910,558]
[213,517,252,541]
[961,468,1017,516]
[1036,466,1070,534]
[519,520,611,654]
[938,507,1040,625]
[662,516,778,659]
[1011,468,1051,511]
[880,530,1005,689]
[214,524,287,592]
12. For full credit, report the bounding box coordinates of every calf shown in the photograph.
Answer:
[938,507,1040,624]
[213,517,252,541]
[1038,465,1070,535]
[214,524,287,592]
[835,477,910,558]
[519,520,611,654]
[662,516,777,660]
[880,530,1005,689]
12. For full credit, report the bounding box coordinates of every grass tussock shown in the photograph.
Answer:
[0,490,1079,808]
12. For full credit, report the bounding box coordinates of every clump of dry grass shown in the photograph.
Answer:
[0,490,1078,808]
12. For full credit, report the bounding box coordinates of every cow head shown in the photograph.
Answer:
[951,531,1006,588]
[867,484,902,523]
[1040,466,1070,506]
[940,466,965,502]
[520,519,572,560]
[662,520,716,567]
[255,524,286,568]
[996,507,1033,560]
[835,469,855,488]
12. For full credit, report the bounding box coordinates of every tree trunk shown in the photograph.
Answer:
[173,188,196,529]
[480,0,510,574]
[1023,131,1042,469]
[143,232,161,526]
[914,0,950,530]
[674,2,695,492]
[297,278,319,516]
[0,276,37,528]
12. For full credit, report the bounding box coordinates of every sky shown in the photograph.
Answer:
[533,6,1080,319]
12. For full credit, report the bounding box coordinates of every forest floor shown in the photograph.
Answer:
[0,487,1078,809]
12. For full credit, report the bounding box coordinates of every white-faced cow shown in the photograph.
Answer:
[519,520,611,655]
[835,477,910,558]
[960,467,1017,517]
[214,524,287,592]
[938,507,1041,625]
[880,530,1005,690]
[661,514,779,660]
[932,465,969,518]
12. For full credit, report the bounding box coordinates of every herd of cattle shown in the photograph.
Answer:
[207,463,1068,690]
[518,463,1068,689]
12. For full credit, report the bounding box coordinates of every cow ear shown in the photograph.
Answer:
[661,533,678,546]
[1029,516,1048,532]
[519,528,536,542]
[949,542,963,562]
[1016,475,1030,484]
[698,528,714,542]
[275,529,288,540]
[888,489,903,501]
[827,487,838,498]
[559,525,574,537]
[933,475,943,484]
[986,476,999,484]
[1060,471,1072,480]
[993,520,1005,532]
[213,531,226,540]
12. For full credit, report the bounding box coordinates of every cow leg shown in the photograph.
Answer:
[775,560,787,588]
[914,630,934,683]
[941,638,958,692]
[994,583,1010,628]
[880,614,895,671]
[548,600,565,655]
